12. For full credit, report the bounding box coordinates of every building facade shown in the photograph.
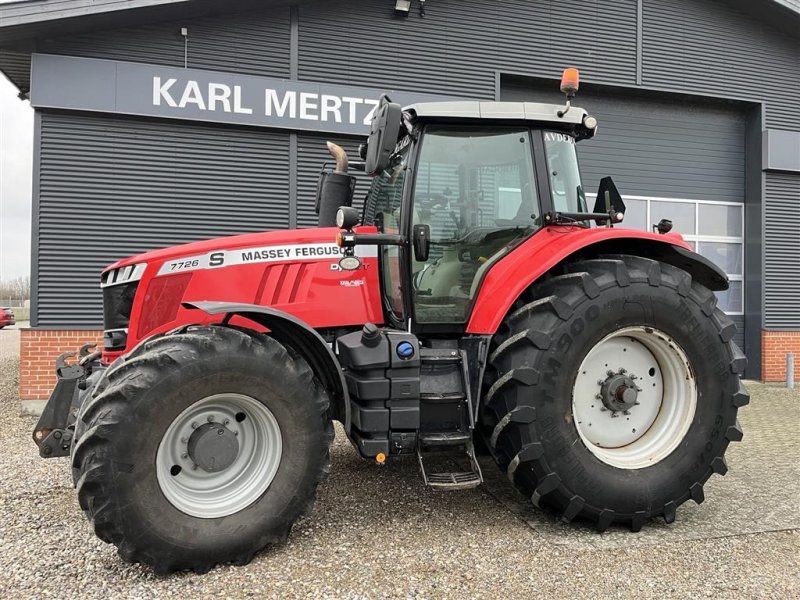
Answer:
[1,0,799,405]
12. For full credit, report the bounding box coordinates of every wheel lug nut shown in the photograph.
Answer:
[595,394,602,400]
[600,407,607,412]
[207,415,215,423]
[223,418,230,426]
[634,400,640,405]
[180,437,188,443]
[611,412,619,418]
[619,368,627,374]
[597,380,604,386]
[190,422,198,429]
[606,370,614,377]
[623,410,631,415]
[181,453,188,459]
[191,463,198,470]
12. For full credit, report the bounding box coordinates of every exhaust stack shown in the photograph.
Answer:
[316,142,357,227]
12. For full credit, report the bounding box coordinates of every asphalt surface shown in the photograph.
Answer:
[1,326,798,599]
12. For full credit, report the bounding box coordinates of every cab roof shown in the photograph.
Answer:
[404,101,589,126]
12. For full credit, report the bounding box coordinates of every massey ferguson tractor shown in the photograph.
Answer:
[32,69,748,574]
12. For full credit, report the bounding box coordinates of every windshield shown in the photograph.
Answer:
[544,131,587,213]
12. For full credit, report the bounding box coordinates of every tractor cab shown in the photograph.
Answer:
[326,91,613,334]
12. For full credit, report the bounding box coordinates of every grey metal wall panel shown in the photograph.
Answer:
[0,50,31,93]
[36,111,290,327]
[642,0,800,128]
[39,7,291,78]
[298,0,637,98]
[502,81,745,202]
[295,134,370,229]
[764,173,800,328]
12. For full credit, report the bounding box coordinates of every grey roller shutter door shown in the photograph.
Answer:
[36,112,290,327]
[501,82,746,347]
[764,173,800,329]
[502,82,745,202]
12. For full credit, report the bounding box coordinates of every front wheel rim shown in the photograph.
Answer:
[572,326,697,470]
[156,393,282,518]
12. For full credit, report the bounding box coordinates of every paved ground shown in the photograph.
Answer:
[1,327,798,599]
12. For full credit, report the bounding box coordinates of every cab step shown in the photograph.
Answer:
[417,436,483,490]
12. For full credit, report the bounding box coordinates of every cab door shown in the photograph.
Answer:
[410,126,540,325]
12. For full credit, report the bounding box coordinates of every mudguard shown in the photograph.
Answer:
[184,301,351,431]
[466,226,729,335]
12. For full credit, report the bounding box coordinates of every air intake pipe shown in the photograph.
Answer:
[316,142,357,227]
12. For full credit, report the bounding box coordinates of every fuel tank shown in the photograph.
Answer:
[101,226,383,359]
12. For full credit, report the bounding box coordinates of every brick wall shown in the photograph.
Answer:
[16,328,800,398]
[761,331,800,383]
[20,329,104,401]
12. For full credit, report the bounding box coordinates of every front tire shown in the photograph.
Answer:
[482,255,748,531]
[71,325,333,573]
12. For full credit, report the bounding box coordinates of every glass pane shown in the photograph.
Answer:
[621,198,647,231]
[650,201,695,235]
[413,127,537,323]
[715,281,743,313]
[544,132,586,213]
[697,242,743,275]
[367,144,410,320]
[698,204,743,237]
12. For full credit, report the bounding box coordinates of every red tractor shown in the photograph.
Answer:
[33,70,747,574]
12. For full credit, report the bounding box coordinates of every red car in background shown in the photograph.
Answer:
[0,307,16,329]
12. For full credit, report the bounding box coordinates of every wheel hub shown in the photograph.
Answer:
[187,422,239,472]
[600,373,640,413]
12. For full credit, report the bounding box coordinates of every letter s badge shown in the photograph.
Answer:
[209,252,225,267]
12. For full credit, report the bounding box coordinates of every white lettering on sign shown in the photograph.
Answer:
[208,83,231,112]
[299,92,318,120]
[149,75,406,129]
[156,243,378,276]
[153,77,178,107]
[233,86,253,114]
[321,95,342,123]
[265,89,296,118]
[179,80,206,110]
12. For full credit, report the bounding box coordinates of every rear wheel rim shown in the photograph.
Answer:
[156,393,282,518]
[572,326,697,470]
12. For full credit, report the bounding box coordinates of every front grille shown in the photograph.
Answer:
[103,281,138,330]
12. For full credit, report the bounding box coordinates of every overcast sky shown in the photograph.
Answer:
[0,73,33,280]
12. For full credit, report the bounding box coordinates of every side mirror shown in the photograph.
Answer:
[412,224,430,262]
[365,95,403,176]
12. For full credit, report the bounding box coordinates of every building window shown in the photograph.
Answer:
[588,195,744,315]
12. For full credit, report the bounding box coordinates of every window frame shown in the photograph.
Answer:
[586,193,745,315]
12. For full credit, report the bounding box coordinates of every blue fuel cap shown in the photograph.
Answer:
[396,341,415,359]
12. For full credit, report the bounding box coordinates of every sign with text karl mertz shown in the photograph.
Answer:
[30,54,447,135]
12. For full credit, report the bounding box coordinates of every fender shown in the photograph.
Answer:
[466,226,729,335]
[184,301,351,432]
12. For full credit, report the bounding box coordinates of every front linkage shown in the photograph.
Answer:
[32,344,101,458]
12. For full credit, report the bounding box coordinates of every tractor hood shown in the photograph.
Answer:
[99,226,383,360]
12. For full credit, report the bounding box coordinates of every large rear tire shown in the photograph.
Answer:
[71,325,333,573]
[481,255,748,531]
